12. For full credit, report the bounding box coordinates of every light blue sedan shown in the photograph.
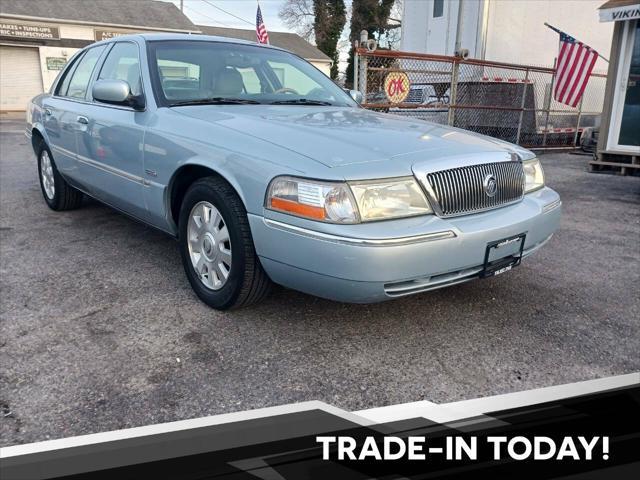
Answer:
[26,34,561,310]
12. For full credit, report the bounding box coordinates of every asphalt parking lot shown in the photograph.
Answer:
[1,112,639,446]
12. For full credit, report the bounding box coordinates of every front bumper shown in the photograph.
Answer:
[249,187,561,303]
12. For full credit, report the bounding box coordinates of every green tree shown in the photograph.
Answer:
[345,0,396,87]
[313,1,346,79]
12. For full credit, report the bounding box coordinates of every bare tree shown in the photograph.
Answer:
[279,0,315,41]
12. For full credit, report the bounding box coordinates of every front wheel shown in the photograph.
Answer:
[178,177,272,310]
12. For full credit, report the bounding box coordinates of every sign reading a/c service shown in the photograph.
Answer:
[384,71,410,104]
[94,30,130,41]
[0,23,60,40]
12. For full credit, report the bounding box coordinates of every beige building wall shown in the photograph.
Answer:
[310,60,331,77]
[484,0,613,72]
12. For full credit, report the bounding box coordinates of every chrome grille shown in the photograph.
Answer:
[426,162,525,217]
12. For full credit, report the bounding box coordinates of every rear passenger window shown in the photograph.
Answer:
[64,46,106,99]
[97,42,142,96]
[56,51,85,96]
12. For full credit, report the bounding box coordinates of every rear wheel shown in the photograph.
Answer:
[37,143,83,211]
[178,176,271,310]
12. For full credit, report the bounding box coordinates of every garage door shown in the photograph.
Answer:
[0,46,43,111]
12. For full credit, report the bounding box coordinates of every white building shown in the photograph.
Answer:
[595,0,640,165]
[401,0,614,71]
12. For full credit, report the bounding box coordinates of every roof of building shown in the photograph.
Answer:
[196,25,331,62]
[0,0,199,32]
[599,0,639,9]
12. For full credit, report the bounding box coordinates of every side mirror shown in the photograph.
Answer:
[348,89,363,104]
[92,79,144,110]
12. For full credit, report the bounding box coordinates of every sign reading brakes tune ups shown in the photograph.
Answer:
[384,71,410,103]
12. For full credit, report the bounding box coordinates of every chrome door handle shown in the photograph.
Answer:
[77,116,89,124]
[44,108,52,116]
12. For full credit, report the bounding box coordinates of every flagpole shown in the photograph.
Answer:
[542,56,556,148]
[544,22,609,63]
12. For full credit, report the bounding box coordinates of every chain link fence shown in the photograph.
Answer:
[354,48,607,150]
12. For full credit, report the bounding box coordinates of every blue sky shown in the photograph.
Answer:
[161,0,291,31]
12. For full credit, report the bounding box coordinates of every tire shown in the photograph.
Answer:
[178,176,272,310]
[37,142,83,211]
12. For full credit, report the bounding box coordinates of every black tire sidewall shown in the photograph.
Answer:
[178,181,248,309]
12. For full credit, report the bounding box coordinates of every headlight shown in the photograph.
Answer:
[266,176,433,223]
[523,158,545,193]
[349,177,432,221]
[266,176,359,223]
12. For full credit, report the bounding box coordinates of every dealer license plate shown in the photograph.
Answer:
[480,233,526,278]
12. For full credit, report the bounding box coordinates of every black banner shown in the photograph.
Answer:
[2,384,639,479]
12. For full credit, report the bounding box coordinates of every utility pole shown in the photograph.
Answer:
[180,0,184,12]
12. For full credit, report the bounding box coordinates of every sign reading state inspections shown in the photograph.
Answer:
[384,71,410,104]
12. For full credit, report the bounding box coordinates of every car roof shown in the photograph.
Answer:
[95,33,287,53]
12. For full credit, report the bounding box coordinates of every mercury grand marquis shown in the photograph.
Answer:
[27,34,561,310]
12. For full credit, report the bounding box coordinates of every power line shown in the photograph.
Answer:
[183,3,232,27]
[200,0,255,26]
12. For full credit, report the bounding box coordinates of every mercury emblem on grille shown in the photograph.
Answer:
[483,173,498,197]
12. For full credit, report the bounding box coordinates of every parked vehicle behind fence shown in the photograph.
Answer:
[27,34,562,310]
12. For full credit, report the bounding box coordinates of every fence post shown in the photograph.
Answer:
[515,69,530,146]
[448,59,460,126]
[353,44,359,92]
[542,58,557,148]
[573,94,584,147]
[359,55,368,99]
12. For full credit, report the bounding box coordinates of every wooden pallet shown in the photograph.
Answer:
[589,154,640,176]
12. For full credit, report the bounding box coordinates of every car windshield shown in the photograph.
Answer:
[147,40,356,107]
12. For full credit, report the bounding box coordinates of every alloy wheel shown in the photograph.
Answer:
[187,201,232,290]
[40,150,55,200]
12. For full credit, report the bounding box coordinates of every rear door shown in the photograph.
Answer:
[73,41,148,220]
[42,45,107,182]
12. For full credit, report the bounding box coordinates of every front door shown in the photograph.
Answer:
[75,41,148,221]
[608,20,640,153]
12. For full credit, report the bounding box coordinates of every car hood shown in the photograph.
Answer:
[172,105,534,168]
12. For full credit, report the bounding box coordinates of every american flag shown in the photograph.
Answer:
[553,31,598,107]
[256,4,269,44]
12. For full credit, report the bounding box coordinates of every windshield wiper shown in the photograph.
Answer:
[170,97,262,107]
[270,98,333,106]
